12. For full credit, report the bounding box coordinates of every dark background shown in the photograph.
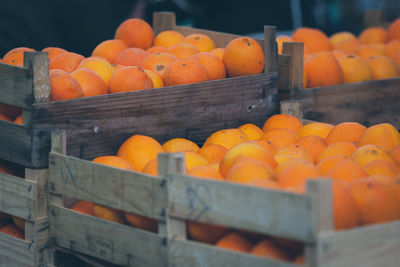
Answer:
[1,0,400,57]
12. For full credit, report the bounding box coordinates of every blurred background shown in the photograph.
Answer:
[1,0,400,57]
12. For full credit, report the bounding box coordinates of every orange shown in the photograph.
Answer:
[358,123,400,151]
[317,155,348,175]
[351,145,395,167]
[204,129,248,150]
[162,138,199,152]
[274,144,313,165]
[125,213,158,233]
[304,51,344,87]
[93,205,126,224]
[71,68,107,97]
[276,35,293,54]
[296,135,327,163]
[114,18,153,49]
[385,40,400,57]
[277,162,321,188]
[220,142,277,176]
[327,159,367,182]
[117,135,164,171]
[390,145,400,166]
[108,66,154,93]
[210,48,225,60]
[49,52,84,73]
[92,39,128,64]
[163,58,209,86]
[248,179,281,190]
[49,69,83,101]
[226,158,275,184]
[262,114,303,133]
[393,175,400,202]
[359,27,388,44]
[146,46,168,54]
[250,140,278,155]
[363,160,399,177]
[209,163,220,172]
[198,144,228,164]
[329,32,357,47]
[188,221,229,244]
[114,47,149,67]
[153,30,184,48]
[187,165,224,180]
[14,114,22,125]
[223,37,264,77]
[298,122,334,139]
[251,239,290,261]
[333,38,362,53]
[238,123,264,141]
[142,159,158,176]
[326,122,367,145]
[192,52,226,80]
[42,47,67,61]
[331,49,348,60]
[350,178,400,225]
[12,216,24,231]
[0,113,12,122]
[2,47,35,67]
[183,34,216,52]
[354,44,385,59]
[92,155,136,171]
[144,69,164,88]
[392,50,400,68]
[71,201,95,216]
[293,254,305,265]
[367,56,399,80]
[0,103,21,119]
[275,158,314,177]
[332,181,360,230]
[142,52,178,77]
[261,128,299,149]
[0,224,24,239]
[337,54,373,83]
[318,142,357,163]
[292,27,332,52]
[388,18,400,41]
[77,57,115,85]
[184,152,209,170]
[168,43,200,59]
[216,232,253,253]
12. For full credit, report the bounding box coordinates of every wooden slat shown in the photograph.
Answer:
[0,233,35,267]
[24,52,50,103]
[152,11,176,35]
[264,26,277,73]
[167,174,315,242]
[317,221,400,267]
[278,54,291,92]
[48,153,167,219]
[0,63,32,108]
[0,172,36,220]
[282,42,303,91]
[49,206,167,267]
[169,239,298,267]
[33,72,278,160]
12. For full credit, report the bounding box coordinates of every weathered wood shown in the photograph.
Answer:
[48,152,167,219]
[24,52,50,103]
[152,11,176,35]
[33,72,278,160]
[25,169,48,218]
[0,62,32,108]
[278,54,291,92]
[317,221,400,267]
[282,42,303,91]
[264,26,277,73]
[168,174,315,242]
[0,233,36,267]
[280,100,303,119]
[49,206,167,267]
[169,239,298,267]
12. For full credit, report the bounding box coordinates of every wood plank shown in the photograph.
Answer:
[26,169,48,218]
[167,174,315,242]
[24,52,50,103]
[317,221,400,267]
[264,26,277,73]
[0,172,36,220]
[0,62,32,108]
[278,54,291,92]
[49,206,167,267]
[48,153,167,219]
[0,232,35,267]
[152,11,176,35]
[282,42,303,91]
[33,72,278,160]
[169,239,298,267]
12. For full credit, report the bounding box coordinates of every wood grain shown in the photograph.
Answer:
[264,26,277,73]
[0,62,32,108]
[0,233,35,267]
[24,52,50,103]
[282,42,303,91]
[49,206,167,267]
[152,12,176,35]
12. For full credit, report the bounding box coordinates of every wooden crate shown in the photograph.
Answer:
[0,11,278,169]
[0,168,50,267]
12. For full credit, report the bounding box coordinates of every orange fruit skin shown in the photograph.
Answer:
[183,152,209,170]
[3,47,35,67]
[351,145,395,167]
[143,69,164,88]
[162,138,199,153]
[317,142,357,163]
[168,43,200,59]
[142,52,178,77]
[333,38,362,53]
[326,122,367,145]
[296,135,327,163]
[274,144,314,165]
[388,18,400,41]
[183,33,216,52]
[0,103,22,120]
[292,27,332,53]
[350,178,400,225]
[392,51,400,68]
[248,179,282,190]
[226,158,275,184]
[210,48,225,60]
[304,52,344,87]
[92,156,136,171]
[92,39,128,64]
[115,18,153,49]
[153,30,185,48]
[276,158,314,177]
[331,49,348,60]
[42,47,68,61]
[108,66,154,94]
[49,69,83,101]
[337,54,373,84]
[317,155,348,175]
[298,122,334,139]
[188,221,229,244]
[250,239,290,261]
[77,57,115,85]
[327,159,368,182]
[192,52,226,80]
[125,213,158,233]
[163,58,209,86]
[276,35,293,54]
[71,68,107,97]
[216,232,253,253]
[0,224,24,239]
[147,46,168,54]
[142,159,158,176]
[0,113,12,122]
[93,205,126,224]
[14,114,23,125]
[354,44,385,60]
[204,129,248,150]
[358,123,400,151]
[363,160,399,177]
[250,140,278,155]
[263,114,303,133]
[261,128,300,150]
[332,181,360,230]
[223,37,264,77]
[277,163,321,188]
[367,56,400,80]
[197,144,228,164]
[385,40,400,58]
[390,145,400,166]
[11,216,24,231]
[330,32,357,47]
[392,175,400,202]
[71,201,95,216]
[114,47,149,67]
[359,27,388,44]
[238,123,264,141]
[187,165,224,180]
[49,52,85,73]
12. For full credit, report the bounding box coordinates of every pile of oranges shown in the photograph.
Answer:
[278,18,400,88]
[60,114,400,264]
